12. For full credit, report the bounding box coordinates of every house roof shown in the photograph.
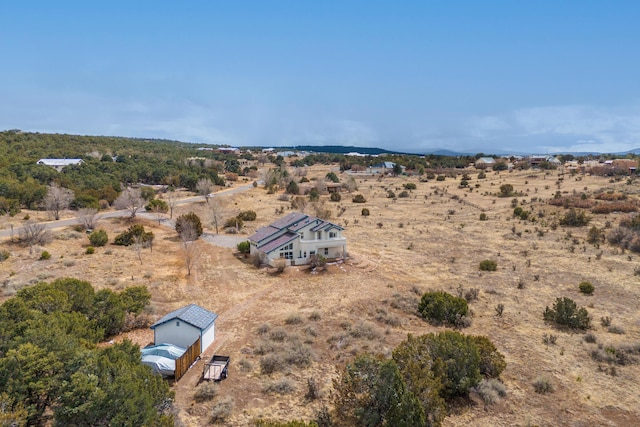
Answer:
[371,161,395,169]
[477,157,496,163]
[249,225,280,243]
[259,231,299,254]
[150,304,218,331]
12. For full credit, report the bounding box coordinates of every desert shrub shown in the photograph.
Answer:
[88,229,108,247]
[472,335,507,378]
[464,288,480,302]
[559,208,590,227]
[308,311,321,321]
[238,210,257,221]
[352,194,366,203]
[269,328,288,342]
[584,333,597,343]
[85,246,95,255]
[237,240,251,254]
[479,213,488,221]
[283,345,314,367]
[533,376,554,394]
[224,216,244,229]
[361,208,370,216]
[578,281,594,295]
[398,190,410,198]
[175,212,203,239]
[144,198,168,212]
[386,190,396,198]
[348,320,381,340]
[542,333,557,345]
[39,251,51,260]
[587,226,602,244]
[478,171,486,179]
[595,192,627,201]
[479,260,497,271]
[436,175,445,181]
[194,382,218,402]
[0,249,10,262]
[260,354,286,374]
[476,378,507,405]
[403,182,416,190]
[591,202,638,214]
[309,188,320,201]
[285,313,303,325]
[499,184,514,197]
[263,379,295,394]
[600,316,612,327]
[114,224,154,247]
[210,397,234,423]
[418,291,469,326]
[330,192,341,202]
[543,297,591,330]
[325,172,339,183]
[272,257,287,274]
[305,378,320,400]
[286,180,299,194]
[608,325,625,334]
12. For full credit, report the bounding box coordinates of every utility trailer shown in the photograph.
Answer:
[203,355,230,381]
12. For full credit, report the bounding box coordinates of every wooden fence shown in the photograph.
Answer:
[175,336,201,381]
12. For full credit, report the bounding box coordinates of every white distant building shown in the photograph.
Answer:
[37,158,84,171]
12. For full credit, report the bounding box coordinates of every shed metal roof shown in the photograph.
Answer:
[150,304,218,331]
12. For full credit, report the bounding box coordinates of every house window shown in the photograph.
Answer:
[324,248,329,256]
[310,250,315,255]
[303,251,307,258]
[329,231,337,238]
[176,321,180,327]
[317,231,322,240]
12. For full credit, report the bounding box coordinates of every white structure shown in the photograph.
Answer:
[248,212,347,266]
[37,158,84,171]
[475,157,496,169]
[150,304,218,353]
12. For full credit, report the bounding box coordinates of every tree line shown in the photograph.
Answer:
[0,278,173,426]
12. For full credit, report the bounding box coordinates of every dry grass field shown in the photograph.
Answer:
[1,164,640,426]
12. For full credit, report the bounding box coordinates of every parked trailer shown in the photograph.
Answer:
[203,355,230,381]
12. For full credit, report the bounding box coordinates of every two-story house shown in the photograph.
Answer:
[248,212,347,266]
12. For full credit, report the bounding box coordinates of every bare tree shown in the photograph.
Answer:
[76,208,99,230]
[291,196,307,212]
[181,240,201,276]
[114,187,144,218]
[208,196,226,234]
[342,176,358,192]
[196,178,214,205]
[44,183,75,220]
[166,189,178,219]
[19,221,52,254]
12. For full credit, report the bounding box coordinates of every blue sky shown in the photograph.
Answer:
[1,1,639,154]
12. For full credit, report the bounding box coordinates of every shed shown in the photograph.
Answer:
[150,304,218,353]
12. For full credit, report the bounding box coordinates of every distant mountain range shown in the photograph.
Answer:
[289,145,640,157]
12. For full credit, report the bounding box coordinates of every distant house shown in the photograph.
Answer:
[217,147,240,154]
[474,157,496,169]
[37,158,84,171]
[150,304,218,353]
[248,212,347,266]
[367,161,403,175]
[528,155,562,168]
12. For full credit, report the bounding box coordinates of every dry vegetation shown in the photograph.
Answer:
[1,164,640,426]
